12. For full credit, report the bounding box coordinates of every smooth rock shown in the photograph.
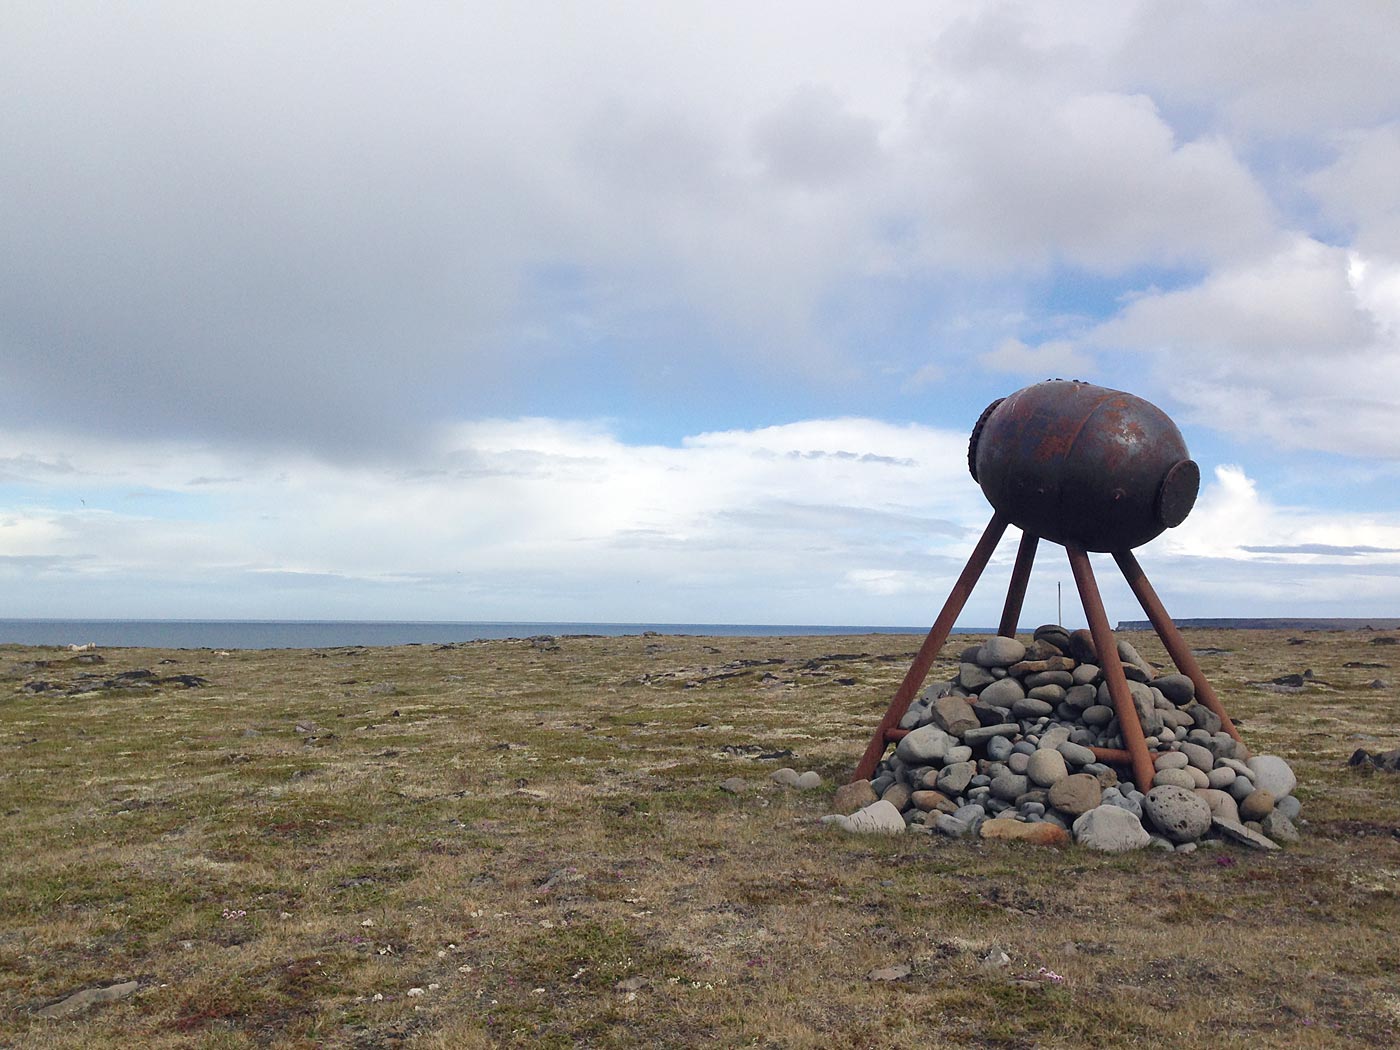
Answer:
[796,771,822,790]
[1154,751,1190,771]
[1206,766,1237,789]
[1261,810,1301,844]
[980,819,1070,846]
[1238,788,1276,822]
[1152,768,1198,790]
[1072,805,1150,852]
[1143,784,1212,843]
[934,813,974,838]
[977,637,1027,668]
[932,695,982,737]
[1194,788,1240,823]
[945,745,974,764]
[964,723,1020,745]
[881,783,912,811]
[1246,755,1298,799]
[1185,702,1222,735]
[1038,725,1072,750]
[867,964,912,981]
[1153,673,1196,704]
[1027,748,1069,788]
[1082,704,1114,726]
[1276,795,1302,821]
[986,736,1014,762]
[911,789,954,812]
[937,761,975,796]
[990,773,1030,802]
[1101,790,1143,819]
[1025,671,1074,690]
[1179,742,1214,771]
[1006,752,1030,775]
[35,981,139,1019]
[1057,741,1095,767]
[1012,697,1053,719]
[719,777,746,794]
[771,768,801,787]
[836,800,906,835]
[832,780,878,813]
[1048,773,1102,816]
[1211,816,1279,851]
[959,662,997,691]
[895,725,952,764]
[979,678,1026,707]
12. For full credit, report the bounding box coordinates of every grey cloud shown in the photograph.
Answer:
[1241,544,1400,557]
[751,86,880,188]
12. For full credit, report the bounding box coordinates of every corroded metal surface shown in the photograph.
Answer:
[969,380,1198,552]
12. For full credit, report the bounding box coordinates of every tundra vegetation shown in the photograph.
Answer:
[2,628,1398,1048]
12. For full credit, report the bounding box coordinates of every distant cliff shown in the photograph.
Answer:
[1115,617,1400,631]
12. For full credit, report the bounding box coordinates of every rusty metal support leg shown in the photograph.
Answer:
[1112,550,1243,743]
[850,513,1009,782]
[997,531,1039,638]
[1066,547,1157,791]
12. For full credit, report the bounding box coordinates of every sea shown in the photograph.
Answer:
[0,619,981,651]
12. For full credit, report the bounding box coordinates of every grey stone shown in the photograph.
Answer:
[833,800,906,835]
[986,736,1014,762]
[795,771,822,790]
[1246,755,1297,799]
[867,963,912,981]
[1238,788,1276,822]
[1276,795,1302,821]
[959,662,997,691]
[1012,697,1054,718]
[1025,671,1074,690]
[895,725,952,764]
[1194,788,1239,823]
[1027,748,1069,787]
[1185,702,1222,735]
[980,678,1026,707]
[931,695,981,737]
[937,761,975,796]
[1072,805,1150,852]
[1155,751,1189,771]
[1048,773,1102,816]
[899,698,932,730]
[1071,663,1100,686]
[1101,790,1142,819]
[1057,741,1095,767]
[1152,768,1197,790]
[1082,704,1114,727]
[963,723,1020,745]
[1028,684,1067,704]
[945,745,973,764]
[976,637,1027,668]
[1006,752,1030,775]
[1143,784,1212,843]
[990,773,1030,802]
[1261,810,1301,844]
[1117,638,1156,679]
[832,780,878,812]
[1179,742,1214,772]
[871,774,895,795]
[953,803,987,823]
[1206,766,1236,789]
[719,777,747,794]
[35,981,140,1019]
[1038,725,1072,750]
[1226,776,1255,802]
[1154,673,1196,705]
[1211,816,1280,851]
[771,767,801,786]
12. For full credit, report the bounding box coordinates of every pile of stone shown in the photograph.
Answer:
[830,625,1301,852]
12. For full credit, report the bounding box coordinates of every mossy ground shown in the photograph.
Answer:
[2,629,1398,1047]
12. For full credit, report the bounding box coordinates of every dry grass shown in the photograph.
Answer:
[1,628,1398,1048]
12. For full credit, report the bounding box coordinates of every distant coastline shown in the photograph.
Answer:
[1115,617,1400,632]
[0,618,957,651]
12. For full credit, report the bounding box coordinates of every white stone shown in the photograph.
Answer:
[1246,755,1297,799]
[1072,805,1151,852]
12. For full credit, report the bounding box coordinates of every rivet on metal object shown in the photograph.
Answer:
[853,380,1246,792]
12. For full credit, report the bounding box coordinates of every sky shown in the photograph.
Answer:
[3,0,1400,628]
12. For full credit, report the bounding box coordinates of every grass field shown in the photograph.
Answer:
[2,628,1399,1048]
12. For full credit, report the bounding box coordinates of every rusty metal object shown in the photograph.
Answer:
[969,380,1199,552]
[1067,547,1157,791]
[851,513,1009,782]
[998,531,1040,638]
[1114,550,1243,743]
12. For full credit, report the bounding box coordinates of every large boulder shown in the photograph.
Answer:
[1143,785,1212,843]
[895,725,951,764]
[1246,755,1297,799]
[1073,804,1151,852]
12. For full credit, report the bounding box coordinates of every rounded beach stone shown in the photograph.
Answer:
[986,736,1014,762]
[1238,788,1276,822]
[1082,704,1114,727]
[1027,748,1068,788]
[976,636,1027,668]
[911,789,954,812]
[980,678,1026,707]
[1246,755,1297,799]
[1048,773,1101,816]
[1276,795,1302,821]
[1007,752,1030,775]
[832,780,878,813]
[1143,784,1212,843]
[1179,742,1214,771]
[1194,788,1240,823]
[771,768,801,786]
[1152,768,1197,790]
[1153,673,1196,705]
[1154,751,1190,771]
[1057,741,1095,767]
[1206,766,1236,790]
[931,695,981,737]
[895,725,952,764]
[1261,810,1301,844]
[1026,671,1074,689]
[881,783,912,811]
[936,761,975,796]
[1072,804,1151,852]
[796,771,822,790]
[959,662,997,691]
[1012,697,1054,719]
[990,773,1030,802]
[840,799,906,835]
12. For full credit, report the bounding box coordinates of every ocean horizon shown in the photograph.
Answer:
[0,618,983,651]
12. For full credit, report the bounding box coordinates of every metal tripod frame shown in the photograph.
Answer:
[852,513,1243,788]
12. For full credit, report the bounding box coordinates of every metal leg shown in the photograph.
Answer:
[1067,547,1157,791]
[1113,550,1243,743]
[851,513,1009,782]
[998,531,1039,638]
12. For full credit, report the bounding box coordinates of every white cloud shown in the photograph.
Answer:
[980,337,1094,377]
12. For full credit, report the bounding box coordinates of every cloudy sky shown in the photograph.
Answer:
[4,0,1400,628]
